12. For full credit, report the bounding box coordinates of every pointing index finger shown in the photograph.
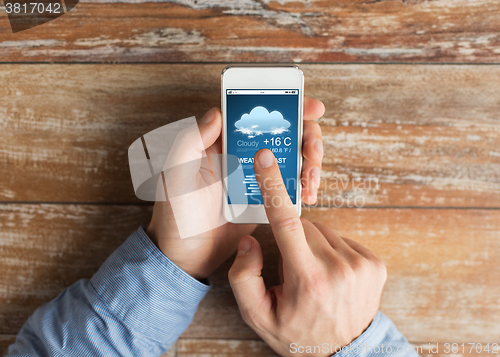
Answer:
[254,149,311,263]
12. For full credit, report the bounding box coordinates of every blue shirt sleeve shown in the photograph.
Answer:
[7,227,210,357]
[334,311,420,357]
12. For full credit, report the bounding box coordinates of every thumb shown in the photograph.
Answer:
[162,108,222,196]
[165,107,222,170]
[228,235,274,330]
[197,107,223,153]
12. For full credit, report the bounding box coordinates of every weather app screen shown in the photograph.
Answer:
[226,89,299,205]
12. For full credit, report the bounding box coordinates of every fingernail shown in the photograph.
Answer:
[237,236,253,256]
[311,166,321,187]
[202,108,216,124]
[258,150,274,168]
[314,139,323,156]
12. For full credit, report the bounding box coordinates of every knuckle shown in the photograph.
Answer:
[274,216,303,234]
[336,261,357,284]
[352,254,371,272]
[305,120,321,133]
[360,254,387,283]
[374,258,388,281]
[351,253,387,282]
[228,266,248,285]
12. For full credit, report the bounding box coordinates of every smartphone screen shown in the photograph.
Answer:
[226,89,300,205]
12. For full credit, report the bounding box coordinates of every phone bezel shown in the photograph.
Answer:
[221,65,304,224]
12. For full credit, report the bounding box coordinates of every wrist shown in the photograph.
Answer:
[145,224,212,281]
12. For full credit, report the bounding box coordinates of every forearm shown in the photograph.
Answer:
[7,227,210,357]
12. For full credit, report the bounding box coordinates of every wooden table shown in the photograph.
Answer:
[1,1,499,356]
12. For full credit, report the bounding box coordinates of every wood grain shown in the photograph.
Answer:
[177,338,278,357]
[1,0,498,353]
[1,1,500,63]
[2,335,499,356]
[0,334,177,356]
[176,339,500,357]
[1,204,499,343]
[1,64,499,206]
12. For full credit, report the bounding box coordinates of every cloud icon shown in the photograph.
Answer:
[235,106,290,138]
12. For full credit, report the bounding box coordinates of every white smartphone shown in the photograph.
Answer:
[221,65,304,224]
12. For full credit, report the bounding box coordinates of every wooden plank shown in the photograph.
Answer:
[0,204,499,342]
[1,1,500,63]
[2,334,499,357]
[176,339,500,357]
[178,338,278,357]
[1,64,499,206]
[0,334,177,356]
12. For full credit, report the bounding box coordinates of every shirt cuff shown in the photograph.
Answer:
[334,311,415,357]
[90,226,211,342]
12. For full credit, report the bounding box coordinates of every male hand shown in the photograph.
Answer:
[146,97,325,280]
[228,149,387,356]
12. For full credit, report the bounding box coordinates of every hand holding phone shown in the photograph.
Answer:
[146,76,325,279]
